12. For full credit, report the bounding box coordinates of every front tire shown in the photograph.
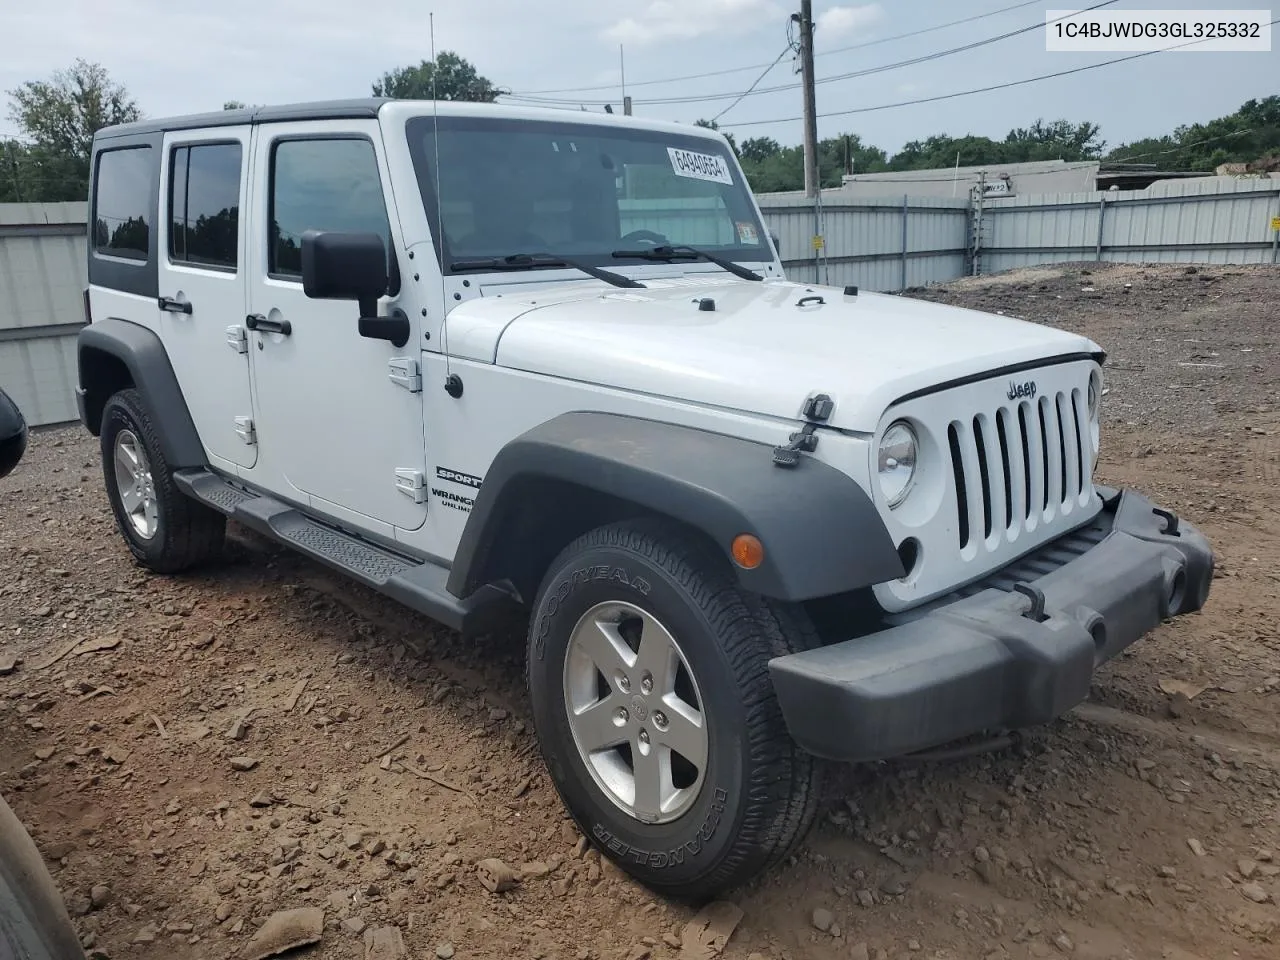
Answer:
[527,519,823,900]
[100,388,225,573]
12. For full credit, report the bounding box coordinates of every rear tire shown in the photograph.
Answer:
[527,518,823,900]
[100,388,224,573]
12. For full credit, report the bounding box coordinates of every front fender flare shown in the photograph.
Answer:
[448,412,903,603]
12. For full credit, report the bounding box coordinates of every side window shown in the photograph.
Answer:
[93,147,153,261]
[269,138,393,280]
[169,142,242,269]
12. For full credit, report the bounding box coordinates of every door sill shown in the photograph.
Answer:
[173,468,516,635]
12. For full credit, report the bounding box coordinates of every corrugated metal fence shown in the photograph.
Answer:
[759,179,1280,293]
[0,202,87,428]
[757,194,970,291]
[980,179,1280,274]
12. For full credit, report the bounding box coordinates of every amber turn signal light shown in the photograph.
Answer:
[731,534,765,570]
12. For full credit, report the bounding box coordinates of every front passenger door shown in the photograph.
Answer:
[245,122,426,535]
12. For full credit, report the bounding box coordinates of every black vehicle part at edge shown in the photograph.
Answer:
[0,388,27,480]
[448,411,904,605]
[76,318,206,470]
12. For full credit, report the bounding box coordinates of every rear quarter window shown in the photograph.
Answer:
[93,146,154,262]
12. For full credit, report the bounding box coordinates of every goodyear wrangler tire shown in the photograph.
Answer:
[101,389,225,573]
[527,518,823,899]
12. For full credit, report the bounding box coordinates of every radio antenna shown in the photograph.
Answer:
[430,12,454,389]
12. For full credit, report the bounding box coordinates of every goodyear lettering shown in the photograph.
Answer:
[571,566,651,596]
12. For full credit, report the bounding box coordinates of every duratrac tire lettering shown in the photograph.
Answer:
[525,518,825,900]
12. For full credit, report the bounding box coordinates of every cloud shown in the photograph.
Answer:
[603,0,782,45]
[815,4,884,41]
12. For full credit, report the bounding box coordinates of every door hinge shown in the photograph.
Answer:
[394,468,427,503]
[225,325,248,354]
[388,358,422,393]
[234,416,256,445]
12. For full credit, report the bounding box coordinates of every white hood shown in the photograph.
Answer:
[447,276,1100,433]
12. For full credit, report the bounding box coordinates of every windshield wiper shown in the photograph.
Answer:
[450,253,644,289]
[610,244,763,282]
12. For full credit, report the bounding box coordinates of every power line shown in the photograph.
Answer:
[509,0,1047,96]
[719,24,1280,129]
[709,47,792,124]
[1107,128,1256,163]
[503,1,1118,108]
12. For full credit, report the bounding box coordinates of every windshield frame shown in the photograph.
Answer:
[403,114,772,279]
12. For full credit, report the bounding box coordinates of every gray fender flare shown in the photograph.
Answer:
[448,411,904,603]
[76,318,206,469]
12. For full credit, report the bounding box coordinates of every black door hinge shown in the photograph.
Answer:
[773,393,834,468]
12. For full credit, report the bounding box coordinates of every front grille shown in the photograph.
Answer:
[947,388,1091,551]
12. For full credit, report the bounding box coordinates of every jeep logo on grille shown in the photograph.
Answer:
[1007,380,1038,401]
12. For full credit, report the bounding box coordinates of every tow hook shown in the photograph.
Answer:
[1152,507,1181,537]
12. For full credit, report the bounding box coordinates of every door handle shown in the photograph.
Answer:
[158,296,192,314]
[245,314,292,336]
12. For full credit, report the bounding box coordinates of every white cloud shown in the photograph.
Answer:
[815,4,884,41]
[603,0,782,45]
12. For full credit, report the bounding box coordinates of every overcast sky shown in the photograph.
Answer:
[2,0,1275,158]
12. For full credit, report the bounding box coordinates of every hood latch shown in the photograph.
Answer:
[772,393,834,468]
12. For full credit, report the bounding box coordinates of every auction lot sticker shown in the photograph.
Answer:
[668,148,733,185]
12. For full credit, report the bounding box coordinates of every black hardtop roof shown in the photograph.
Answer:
[95,98,391,140]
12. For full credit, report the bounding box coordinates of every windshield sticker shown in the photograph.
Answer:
[735,221,758,244]
[668,147,733,185]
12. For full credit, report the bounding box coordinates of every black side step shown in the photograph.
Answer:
[173,468,514,635]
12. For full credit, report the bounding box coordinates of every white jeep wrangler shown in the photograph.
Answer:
[76,99,1214,899]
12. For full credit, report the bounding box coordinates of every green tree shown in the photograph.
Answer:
[223,100,246,110]
[5,59,141,202]
[1108,96,1280,170]
[738,137,781,165]
[1003,119,1105,161]
[694,118,738,155]
[372,52,505,101]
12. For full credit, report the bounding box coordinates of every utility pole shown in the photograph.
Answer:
[798,0,819,198]
[620,46,632,115]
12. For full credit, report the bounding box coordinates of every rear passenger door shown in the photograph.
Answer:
[157,128,256,470]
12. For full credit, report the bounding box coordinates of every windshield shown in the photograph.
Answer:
[405,115,771,274]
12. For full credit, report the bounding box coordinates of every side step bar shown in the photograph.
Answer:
[173,468,515,635]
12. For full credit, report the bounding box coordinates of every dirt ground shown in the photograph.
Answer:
[2,261,1278,960]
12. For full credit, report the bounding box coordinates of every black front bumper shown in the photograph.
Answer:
[769,488,1214,762]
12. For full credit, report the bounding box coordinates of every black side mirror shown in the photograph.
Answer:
[301,231,409,347]
[0,388,28,481]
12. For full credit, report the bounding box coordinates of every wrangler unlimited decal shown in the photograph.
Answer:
[431,487,474,513]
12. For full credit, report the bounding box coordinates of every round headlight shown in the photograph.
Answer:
[878,421,918,508]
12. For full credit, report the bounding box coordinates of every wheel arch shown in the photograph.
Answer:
[447,412,904,605]
[77,317,207,469]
